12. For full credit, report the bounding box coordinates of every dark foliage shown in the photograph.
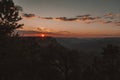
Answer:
[0,37,82,80]
[1,36,120,80]
[0,0,23,37]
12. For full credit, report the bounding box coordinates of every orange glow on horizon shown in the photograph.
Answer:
[41,34,45,37]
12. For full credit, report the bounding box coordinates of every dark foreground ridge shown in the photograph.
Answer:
[0,36,120,80]
[0,36,80,80]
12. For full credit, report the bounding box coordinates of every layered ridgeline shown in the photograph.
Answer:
[56,37,120,54]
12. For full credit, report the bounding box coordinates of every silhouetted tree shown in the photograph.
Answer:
[0,0,23,37]
[0,0,23,79]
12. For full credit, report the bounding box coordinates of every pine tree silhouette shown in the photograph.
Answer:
[0,0,23,37]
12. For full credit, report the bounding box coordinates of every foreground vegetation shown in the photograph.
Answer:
[0,37,120,80]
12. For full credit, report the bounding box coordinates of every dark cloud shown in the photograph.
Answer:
[45,15,100,22]
[55,17,67,21]
[76,14,91,18]
[76,14,101,21]
[40,17,78,21]
[39,15,113,25]
[103,21,113,24]
[21,12,119,26]
[114,21,120,26]
[104,13,120,19]
[22,13,36,18]
[79,17,98,21]
[66,18,78,21]
[17,30,54,36]
[36,27,71,35]
[41,17,53,20]
[17,29,72,37]
[99,20,120,26]
[55,17,77,21]
[37,28,42,32]
[18,30,41,34]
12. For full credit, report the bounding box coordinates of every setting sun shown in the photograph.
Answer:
[41,34,45,37]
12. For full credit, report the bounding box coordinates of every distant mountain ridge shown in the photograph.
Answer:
[56,37,120,54]
[19,36,67,51]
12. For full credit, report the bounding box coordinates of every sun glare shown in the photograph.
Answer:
[41,34,45,37]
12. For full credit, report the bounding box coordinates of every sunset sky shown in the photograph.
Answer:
[14,0,120,38]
